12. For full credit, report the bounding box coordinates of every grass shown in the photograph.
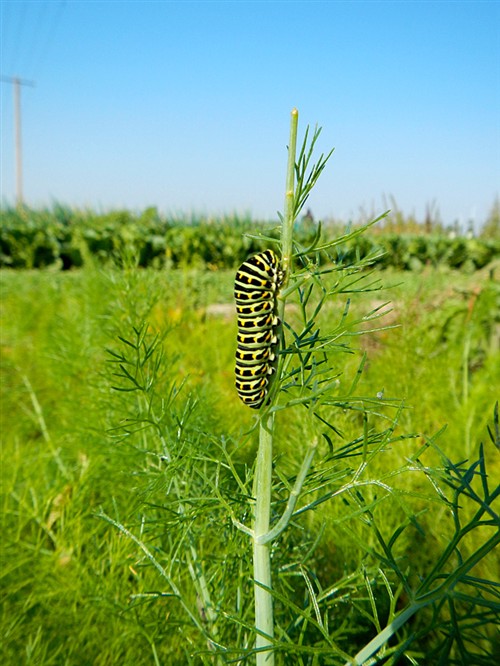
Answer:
[1,262,499,664]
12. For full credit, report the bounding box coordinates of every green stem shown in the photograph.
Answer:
[280,107,299,298]
[253,413,275,663]
[462,325,470,406]
[252,108,299,665]
[345,524,500,665]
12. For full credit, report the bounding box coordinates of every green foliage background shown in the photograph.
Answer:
[0,210,499,663]
[1,204,499,271]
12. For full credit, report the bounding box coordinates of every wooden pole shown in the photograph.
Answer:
[13,77,23,206]
[0,75,35,207]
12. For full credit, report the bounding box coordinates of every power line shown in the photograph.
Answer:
[23,0,50,78]
[30,1,66,80]
[1,1,28,76]
[0,75,35,207]
[1,2,66,81]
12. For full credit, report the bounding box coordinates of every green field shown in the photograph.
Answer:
[1,204,499,272]
[1,255,499,663]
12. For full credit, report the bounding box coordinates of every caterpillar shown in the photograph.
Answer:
[234,249,283,409]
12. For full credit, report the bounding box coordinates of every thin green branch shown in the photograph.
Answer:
[99,512,222,649]
[257,439,318,545]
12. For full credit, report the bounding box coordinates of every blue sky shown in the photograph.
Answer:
[1,0,499,227]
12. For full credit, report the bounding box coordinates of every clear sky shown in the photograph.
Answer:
[1,0,499,228]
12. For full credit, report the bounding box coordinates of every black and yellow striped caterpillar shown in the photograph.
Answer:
[234,249,283,409]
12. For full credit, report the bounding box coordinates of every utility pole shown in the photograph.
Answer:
[1,75,35,206]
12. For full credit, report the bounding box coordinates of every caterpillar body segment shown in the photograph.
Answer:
[234,250,283,409]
